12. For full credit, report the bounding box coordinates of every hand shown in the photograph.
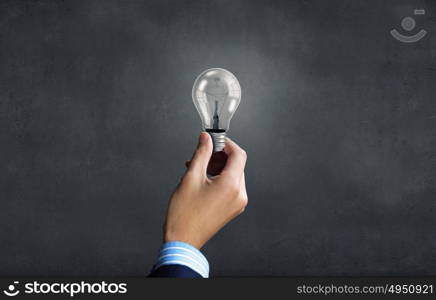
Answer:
[163,132,248,249]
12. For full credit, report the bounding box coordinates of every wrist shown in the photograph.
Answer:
[164,229,203,250]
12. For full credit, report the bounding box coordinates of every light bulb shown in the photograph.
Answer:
[192,68,241,152]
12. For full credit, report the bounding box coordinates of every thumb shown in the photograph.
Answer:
[187,132,212,175]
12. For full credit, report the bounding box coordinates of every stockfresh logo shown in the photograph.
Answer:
[2,281,127,297]
[3,281,19,297]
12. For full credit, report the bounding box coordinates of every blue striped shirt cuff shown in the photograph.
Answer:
[153,241,209,278]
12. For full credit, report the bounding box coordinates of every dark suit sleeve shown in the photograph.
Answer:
[149,265,203,278]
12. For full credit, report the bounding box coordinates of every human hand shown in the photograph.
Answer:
[163,132,248,249]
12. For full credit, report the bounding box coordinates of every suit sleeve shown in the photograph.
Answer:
[149,264,203,278]
[149,241,209,278]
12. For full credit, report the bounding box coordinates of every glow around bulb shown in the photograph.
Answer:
[192,68,241,152]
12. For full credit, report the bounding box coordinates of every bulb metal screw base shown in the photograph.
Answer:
[208,132,226,152]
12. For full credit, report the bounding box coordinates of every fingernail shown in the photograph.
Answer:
[198,132,207,145]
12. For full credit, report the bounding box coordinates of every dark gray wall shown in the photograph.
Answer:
[1,0,435,276]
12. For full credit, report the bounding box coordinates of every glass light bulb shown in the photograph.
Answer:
[192,68,241,152]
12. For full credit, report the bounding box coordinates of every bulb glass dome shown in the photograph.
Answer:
[192,68,241,132]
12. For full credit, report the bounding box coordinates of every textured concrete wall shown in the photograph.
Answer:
[0,0,435,276]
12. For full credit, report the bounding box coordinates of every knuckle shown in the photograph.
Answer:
[233,196,248,214]
[238,195,248,210]
[240,149,247,160]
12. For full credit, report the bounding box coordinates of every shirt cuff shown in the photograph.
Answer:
[153,241,209,278]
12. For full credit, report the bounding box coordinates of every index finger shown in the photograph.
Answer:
[220,138,247,180]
